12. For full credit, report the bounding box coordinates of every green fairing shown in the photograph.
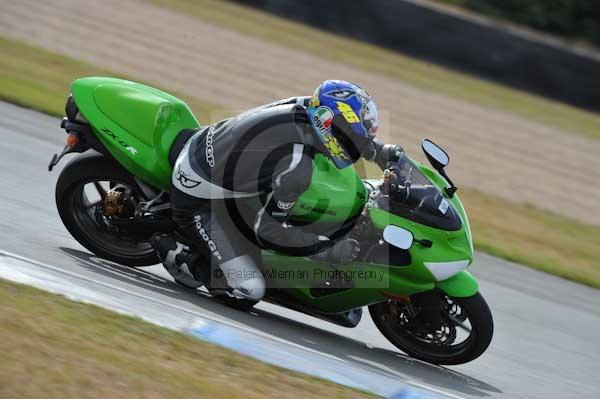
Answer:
[436,271,479,298]
[69,77,479,314]
[71,77,200,190]
[259,158,476,313]
[291,154,367,223]
[419,161,474,254]
[260,250,437,313]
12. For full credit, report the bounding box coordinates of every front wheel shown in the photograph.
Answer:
[369,292,493,365]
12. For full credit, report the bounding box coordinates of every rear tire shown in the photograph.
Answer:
[55,152,159,267]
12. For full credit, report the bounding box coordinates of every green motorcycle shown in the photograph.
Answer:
[49,77,493,365]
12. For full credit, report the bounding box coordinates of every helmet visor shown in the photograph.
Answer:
[362,100,379,135]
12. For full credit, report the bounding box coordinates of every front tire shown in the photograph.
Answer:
[55,152,159,267]
[369,292,493,365]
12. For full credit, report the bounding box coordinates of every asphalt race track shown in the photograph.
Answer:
[1,102,599,398]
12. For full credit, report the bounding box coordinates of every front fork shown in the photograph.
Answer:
[409,291,445,330]
[408,271,479,330]
[380,269,478,327]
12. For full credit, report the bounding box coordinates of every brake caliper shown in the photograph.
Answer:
[103,190,125,216]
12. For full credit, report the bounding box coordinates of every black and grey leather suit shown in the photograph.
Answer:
[170,97,399,301]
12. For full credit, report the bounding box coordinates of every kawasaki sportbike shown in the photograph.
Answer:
[49,77,493,365]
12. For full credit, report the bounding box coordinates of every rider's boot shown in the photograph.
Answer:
[151,234,204,289]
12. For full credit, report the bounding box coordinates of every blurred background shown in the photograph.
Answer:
[1,0,598,287]
[0,1,599,398]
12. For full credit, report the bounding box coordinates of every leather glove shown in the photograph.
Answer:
[375,144,403,170]
[326,238,361,264]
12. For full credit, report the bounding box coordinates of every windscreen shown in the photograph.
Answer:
[377,154,462,231]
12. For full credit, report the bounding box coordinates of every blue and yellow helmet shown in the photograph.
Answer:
[307,80,379,169]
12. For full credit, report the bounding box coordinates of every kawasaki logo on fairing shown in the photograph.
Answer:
[101,128,137,156]
[299,203,336,216]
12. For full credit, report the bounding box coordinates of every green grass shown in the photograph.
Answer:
[1,35,599,288]
[151,0,600,140]
[0,36,217,121]
[0,278,376,399]
[462,188,600,287]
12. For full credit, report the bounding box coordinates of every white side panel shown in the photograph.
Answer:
[424,260,469,281]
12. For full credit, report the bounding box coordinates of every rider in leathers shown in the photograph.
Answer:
[153,80,402,303]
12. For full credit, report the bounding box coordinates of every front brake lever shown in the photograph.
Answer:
[380,169,397,195]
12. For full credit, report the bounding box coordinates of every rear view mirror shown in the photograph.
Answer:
[421,139,449,170]
[383,225,414,250]
[421,139,457,198]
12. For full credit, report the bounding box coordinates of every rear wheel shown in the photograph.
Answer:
[369,292,493,365]
[56,152,159,266]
